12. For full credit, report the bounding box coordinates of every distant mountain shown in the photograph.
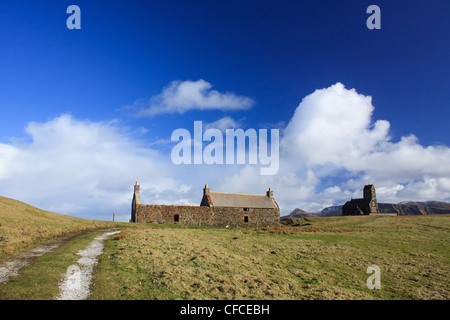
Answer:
[399,201,450,209]
[315,201,450,216]
[379,201,450,215]
[282,200,450,220]
[316,205,342,217]
[283,208,319,219]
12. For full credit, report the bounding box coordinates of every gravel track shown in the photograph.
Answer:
[0,230,96,284]
[56,230,120,300]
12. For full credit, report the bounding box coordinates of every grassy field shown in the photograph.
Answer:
[90,215,449,300]
[1,196,449,300]
[0,196,114,260]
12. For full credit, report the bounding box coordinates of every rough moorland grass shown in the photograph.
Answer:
[90,215,449,300]
[0,230,108,300]
[0,196,114,260]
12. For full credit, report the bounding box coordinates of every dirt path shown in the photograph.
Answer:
[56,230,120,300]
[0,229,115,285]
[0,230,91,284]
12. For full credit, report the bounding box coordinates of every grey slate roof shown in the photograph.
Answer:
[208,191,278,209]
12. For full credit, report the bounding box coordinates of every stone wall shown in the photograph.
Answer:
[135,204,279,227]
[136,204,213,226]
[212,207,279,227]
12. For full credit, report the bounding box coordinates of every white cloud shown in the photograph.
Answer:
[219,82,450,214]
[282,82,391,169]
[203,116,243,131]
[0,114,190,221]
[133,79,255,116]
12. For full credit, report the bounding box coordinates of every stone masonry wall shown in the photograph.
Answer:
[136,204,214,226]
[212,207,280,227]
[136,204,279,227]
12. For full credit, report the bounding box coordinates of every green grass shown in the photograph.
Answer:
[90,215,450,300]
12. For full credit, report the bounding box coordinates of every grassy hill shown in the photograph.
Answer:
[0,195,113,260]
[90,215,450,300]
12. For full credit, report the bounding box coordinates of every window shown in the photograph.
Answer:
[174,214,179,222]
[244,216,249,223]
[243,208,249,212]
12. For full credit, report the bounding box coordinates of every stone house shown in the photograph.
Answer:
[131,182,280,227]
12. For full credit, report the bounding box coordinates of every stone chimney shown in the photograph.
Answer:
[134,181,140,192]
[203,184,210,196]
[133,181,141,205]
[131,181,141,222]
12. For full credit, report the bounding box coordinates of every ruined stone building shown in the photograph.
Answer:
[342,184,380,215]
[131,182,280,227]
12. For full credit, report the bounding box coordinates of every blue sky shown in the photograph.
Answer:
[0,1,449,221]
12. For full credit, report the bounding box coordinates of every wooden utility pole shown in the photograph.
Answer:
[113,212,115,222]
